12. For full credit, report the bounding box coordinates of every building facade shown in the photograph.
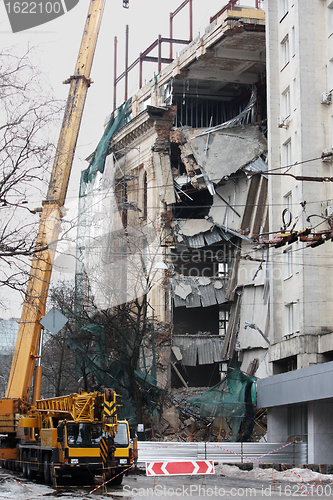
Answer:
[76,2,269,403]
[258,0,333,463]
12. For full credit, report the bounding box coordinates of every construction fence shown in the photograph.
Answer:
[137,441,308,465]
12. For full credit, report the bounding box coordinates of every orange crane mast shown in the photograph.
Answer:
[0,4,136,483]
[5,0,105,404]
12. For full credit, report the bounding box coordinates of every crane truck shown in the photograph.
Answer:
[12,389,134,485]
[0,0,135,485]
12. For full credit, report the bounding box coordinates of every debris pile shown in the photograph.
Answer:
[143,387,214,442]
[143,376,267,443]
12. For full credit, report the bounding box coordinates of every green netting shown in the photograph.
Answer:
[73,98,165,424]
[80,98,132,192]
[68,319,162,424]
[186,369,256,441]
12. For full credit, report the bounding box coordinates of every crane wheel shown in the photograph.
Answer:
[27,455,35,480]
[110,469,123,486]
[43,454,51,484]
[22,451,28,478]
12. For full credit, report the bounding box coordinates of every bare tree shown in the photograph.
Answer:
[49,275,169,422]
[0,47,62,292]
[41,326,77,399]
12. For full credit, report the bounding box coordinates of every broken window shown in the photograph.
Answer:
[170,143,186,175]
[173,305,219,336]
[171,361,220,389]
[172,85,266,129]
[219,304,230,338]
[171,242,233,279]
[115,174,139,228]
[173,188,213,219]
[173,95,229,129]
[171,331,225,388]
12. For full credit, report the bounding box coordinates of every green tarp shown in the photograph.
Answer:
[80,98,132,192]
[187,369,256,441]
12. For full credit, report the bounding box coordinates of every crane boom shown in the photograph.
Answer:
[5,0,106,402]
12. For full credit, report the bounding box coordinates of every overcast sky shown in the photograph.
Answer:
[0,0,258,317]
[1,0,233,188]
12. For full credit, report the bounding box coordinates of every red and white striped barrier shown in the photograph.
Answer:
[146,460,214,476]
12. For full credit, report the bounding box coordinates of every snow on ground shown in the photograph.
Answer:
[0,473,100,499]
[215,464,333,484]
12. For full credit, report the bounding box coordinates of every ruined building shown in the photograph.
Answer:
[72,0,333,459]
[76,2,267,403]
[258,0,333,464]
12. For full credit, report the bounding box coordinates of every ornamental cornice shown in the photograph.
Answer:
[110,111,156,158]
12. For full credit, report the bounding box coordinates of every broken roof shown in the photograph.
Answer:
[172,219,252,250]
[183,124,267,185]
[171,275,227,308]
[172,335,225,366]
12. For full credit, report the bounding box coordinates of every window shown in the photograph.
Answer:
[280,0,289,20]
[284,248,293,279]
[139,95,152,112]
[295,299,300,333]
[284,190,292,221]
[281,36,290,69]
[328,1,333,37]
[329,59,333,92]
[218,261,229,279]
[114,422,129,447]
[294,131,298,163]
[219,305,230,338]
[67,423,103,447]
[284,303,294,335]
[282,139,292,168]
[282,87,291,119]
[291,26,295,56]
[292,78,297,110]
[138,168,147,221]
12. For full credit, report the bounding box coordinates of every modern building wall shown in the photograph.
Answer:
[258,356,333,462]
[266,0,333,373]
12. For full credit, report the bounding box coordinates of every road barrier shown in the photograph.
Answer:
[146,460,215,476]
[138,441,307,464]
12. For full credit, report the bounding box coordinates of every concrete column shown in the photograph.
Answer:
[297,353,318,369]
[267,407,289,443]
[307,402,314,464]
[309,401,333,464]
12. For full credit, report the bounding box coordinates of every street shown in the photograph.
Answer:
[1,467,333,499]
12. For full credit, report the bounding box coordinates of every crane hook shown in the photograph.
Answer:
[123,0,129,8]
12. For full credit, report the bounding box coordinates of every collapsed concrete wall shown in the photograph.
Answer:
[168,122,268,386]
[75,5,268,404]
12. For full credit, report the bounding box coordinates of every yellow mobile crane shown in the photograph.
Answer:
[17,389,134,484]
[0,0,135,485]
